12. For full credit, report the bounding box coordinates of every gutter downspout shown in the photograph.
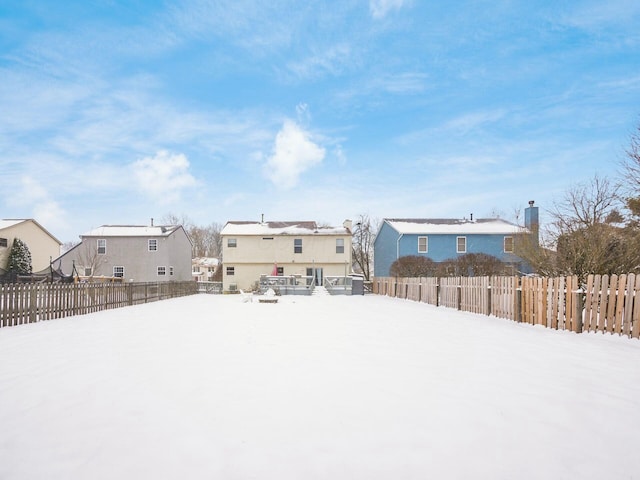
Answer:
[396,233,404,261]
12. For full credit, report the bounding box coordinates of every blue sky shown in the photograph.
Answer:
[1,0,639,242]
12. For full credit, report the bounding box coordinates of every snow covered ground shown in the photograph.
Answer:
[1,293,639,480]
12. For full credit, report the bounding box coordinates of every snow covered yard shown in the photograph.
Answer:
[1,293,639,480]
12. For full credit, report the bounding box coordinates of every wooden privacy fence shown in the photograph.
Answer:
[0,281,198,328]
[372,274,640,339]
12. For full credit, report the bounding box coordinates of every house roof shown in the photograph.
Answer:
[81,225,182,237]
[384,218,525,235]
[222,221,350,236]
[0,218,62,245]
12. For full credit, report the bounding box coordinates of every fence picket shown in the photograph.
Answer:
[623,274,635,337]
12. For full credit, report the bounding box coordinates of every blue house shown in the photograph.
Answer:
[374,202,539,277]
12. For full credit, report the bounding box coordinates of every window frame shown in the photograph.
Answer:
[504,236,514,253]
[148,239,158,252]
[0,237,7,248]
[336,238,345,254]
[157,266,166,276]
[113,266,124,278]
[294,238,302,254]
[227,238,237,248]
[418,236,428,253]
[97,239,106,255]
[456,236,467,254]
[84,267,92,276]
[169,266,174,276]
[226,266,235,276]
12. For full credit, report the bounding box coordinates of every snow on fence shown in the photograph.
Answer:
[372,274,640,339]
[0,281,198,328]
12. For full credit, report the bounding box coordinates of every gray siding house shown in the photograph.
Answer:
[54,224,192,282]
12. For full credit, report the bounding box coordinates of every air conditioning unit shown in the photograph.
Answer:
[228,283,237,292]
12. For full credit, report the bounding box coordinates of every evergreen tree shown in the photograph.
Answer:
[7,238,32,276]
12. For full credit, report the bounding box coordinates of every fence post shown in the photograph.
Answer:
[29,285,37,323]
[487,284,492,316]
[574,289,584,333]
[436,281,440,307]
[515,288,522,323]
[456,285,461,311]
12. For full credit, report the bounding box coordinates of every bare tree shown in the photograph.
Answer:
[161,214,222,259]
[352,214,378,281]
[516,174,639,279]
[549,174,620,230]
[621,123,640,194]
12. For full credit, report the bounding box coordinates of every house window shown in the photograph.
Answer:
[193,265,199,273]
[148,239,158,251]
[169,266,174,276]
[227,238,237,248]
[336,238,345,254]
[277,267,284,275]
[157,266,166,276]
[457,236,467,253]
[113,266,124,278]
[418,236,428,253]
[504,236,514,253]
[226,266,235,276]
[0,238,7,248]
[97,239,106,255]
[84,267,92,276]
[294,238,302,254]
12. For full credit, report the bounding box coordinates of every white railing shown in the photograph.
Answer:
[324,276,353,295]
[259,275,315,295]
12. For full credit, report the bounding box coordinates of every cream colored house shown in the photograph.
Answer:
[221,220,353,292]
[192,257,220,282]
[0,219,62,273]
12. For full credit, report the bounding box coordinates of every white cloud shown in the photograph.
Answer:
[370,0,407,19]
[264,120,325,189]
[131,151,197,204]
[14,176,69,237]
